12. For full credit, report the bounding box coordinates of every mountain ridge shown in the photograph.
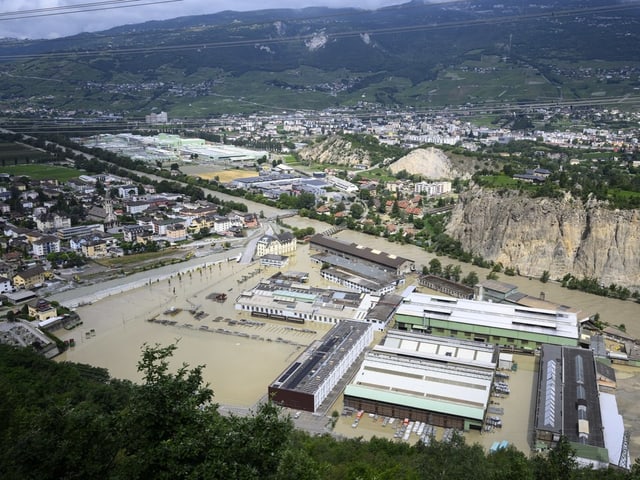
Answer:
[1,0,639,114]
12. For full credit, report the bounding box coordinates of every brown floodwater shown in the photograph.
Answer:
[53,224,640,460]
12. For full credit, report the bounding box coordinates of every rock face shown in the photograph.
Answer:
[297,136,372,166]
[445,188,640,289]
[389,147,459,179]
[388,147,479,180]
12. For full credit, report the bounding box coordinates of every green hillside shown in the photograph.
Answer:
[0,0,639,116]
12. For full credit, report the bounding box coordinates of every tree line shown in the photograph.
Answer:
[1,343,638,479]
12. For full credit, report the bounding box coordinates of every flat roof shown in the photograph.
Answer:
[397,292,579,341]
[535,345,605,448]
[313,252,399,283]
[599,392,628,468]
[345,350,492,421]
[309,234,413,270]
[270,321,373,395]
[479,279,518,294]
[379,330,497,369]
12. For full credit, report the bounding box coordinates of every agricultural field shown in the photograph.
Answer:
[180,165,258,183]
[0,163,82,181]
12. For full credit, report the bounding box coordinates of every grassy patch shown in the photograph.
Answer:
[354,168,397,183]
[476,174,523,188]
[0,164,82,181]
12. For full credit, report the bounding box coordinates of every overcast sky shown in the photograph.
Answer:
[1,0,408,39]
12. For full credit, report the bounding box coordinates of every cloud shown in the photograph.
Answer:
[0,0,406,40]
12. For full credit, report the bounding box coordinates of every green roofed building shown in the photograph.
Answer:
[394,292,579,351]
[344,330,498,431]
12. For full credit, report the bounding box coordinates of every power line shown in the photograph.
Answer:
[0,0,183,21]
[0,1,639,60]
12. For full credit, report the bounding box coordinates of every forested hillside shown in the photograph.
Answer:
[0,343,637,479]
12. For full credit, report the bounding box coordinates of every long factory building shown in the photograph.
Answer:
[235,275,402,331]
[394,291,580,350]
[344,330,499,431]
[268,320,374,412]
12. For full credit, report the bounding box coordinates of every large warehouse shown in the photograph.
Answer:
[343,330,498,431]
[268,321,374,412]
[309,234,414,276]
[394,292,580,350]
[534,344,629,470]
[235,275,402,331]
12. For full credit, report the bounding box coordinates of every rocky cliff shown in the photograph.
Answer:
[389,147,467,179]
[445,188,640,289]
[297,136,373,166]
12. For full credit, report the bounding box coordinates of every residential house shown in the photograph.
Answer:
[31,235,61,257]
[118,185,139,199]
[152,218,186,236]
[13,265,46,289]
[255,232,296,258]
[70,232,116,255]
[36,213,72,232]
[27,298,58,321]
[81,239,109,258]
[243,213,259,229]
[125,200,152,215]
[0,276,12,293]
[0,261,15,279]
[123,225,153,243]
[66,179,95,194]
[315,205,331,216]
[166,223,187,242]
[212,215,244,235]
[187,216,214,235]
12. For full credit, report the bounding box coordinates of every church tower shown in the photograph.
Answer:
[103,190,118,228]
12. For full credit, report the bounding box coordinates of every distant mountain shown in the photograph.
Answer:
[1,0,639,116]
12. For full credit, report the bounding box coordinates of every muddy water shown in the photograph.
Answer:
[54,222,640,460]
[55,256,333,407]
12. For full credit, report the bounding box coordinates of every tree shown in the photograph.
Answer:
[95,179,106,196]
[349,202,364,219]
[428,258,442,276]
[451,265,462,282]
[533,436,577,480]
[540,270,550,283]
[462,271,479,287]
[116,343,218,478]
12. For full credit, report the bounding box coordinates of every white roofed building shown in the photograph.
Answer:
[394,292,579,350]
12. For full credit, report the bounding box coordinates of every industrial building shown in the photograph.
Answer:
[343,330,498,431]
[268,320,374,412]
[419,274,474,299]
[235,275,402,331]
[475,279,586,321]
[311,252,402,295]
[534,345,629,470]
[394,292,579,350]
[309,234,414,276]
